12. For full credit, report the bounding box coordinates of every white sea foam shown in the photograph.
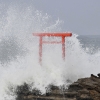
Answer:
[0,2,100,100]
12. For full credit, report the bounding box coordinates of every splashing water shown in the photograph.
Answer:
[0,2,100,100]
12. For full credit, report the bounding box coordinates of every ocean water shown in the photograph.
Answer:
[78,35,100,54]
[0,2,100,100]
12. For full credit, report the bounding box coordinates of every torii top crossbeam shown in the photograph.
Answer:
[33,33,72,37]
[33,32,72,64]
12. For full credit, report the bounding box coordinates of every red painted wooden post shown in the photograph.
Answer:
[62,36,65,60]
[33,33,72,64]
[39,36,42,63]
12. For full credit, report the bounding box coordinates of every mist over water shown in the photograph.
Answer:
[0,2,100,100]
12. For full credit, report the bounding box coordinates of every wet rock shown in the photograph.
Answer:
[97,73,100,78]
[16,74,100,100]
[68,82,83,92]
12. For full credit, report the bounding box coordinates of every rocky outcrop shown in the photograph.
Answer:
[16,74,100,100]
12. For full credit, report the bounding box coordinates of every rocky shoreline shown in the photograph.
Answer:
[16,74,100,100]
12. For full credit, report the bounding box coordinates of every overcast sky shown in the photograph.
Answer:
[33,0,100,35]
[2,0,100,35]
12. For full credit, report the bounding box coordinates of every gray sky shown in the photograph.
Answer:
[33,0,100,35]
[2,0,100,35]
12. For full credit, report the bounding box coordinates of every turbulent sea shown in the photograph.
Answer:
[0,2,100,100]
[78,35,100,54]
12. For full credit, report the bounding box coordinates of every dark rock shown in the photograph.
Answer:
[65,91,78,98]
[16,74,100,100]
[97,73,100,77]
[68,82,83,92]
[91,74,98,78]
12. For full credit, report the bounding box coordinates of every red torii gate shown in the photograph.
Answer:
[33,33,72,64]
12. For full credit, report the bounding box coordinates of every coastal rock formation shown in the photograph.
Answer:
[16,74,100,100]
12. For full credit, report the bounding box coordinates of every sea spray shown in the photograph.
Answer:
[0,3,63,100]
